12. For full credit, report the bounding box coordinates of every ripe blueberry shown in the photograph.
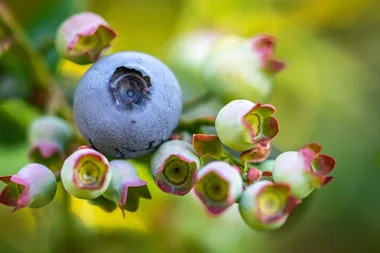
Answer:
[74,52,183,158]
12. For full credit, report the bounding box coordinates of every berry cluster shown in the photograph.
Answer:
[0,12,335,232]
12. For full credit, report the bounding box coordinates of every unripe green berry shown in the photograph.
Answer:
[28,116,74,170]
[103,160,151,216]
[272,143,335,199]
[61,148,111,199]
[216,99,279,152]
[0,163,57,211]
[150,140,200,196]
[194,161,243,216]
[239,180,298,231]
[55,12,116,65]
[203,34,285,104]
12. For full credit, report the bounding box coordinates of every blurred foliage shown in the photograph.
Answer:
[1,0,380,252]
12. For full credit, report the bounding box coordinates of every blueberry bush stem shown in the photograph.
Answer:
[221,150,244,168]
[175,116,216,133]
[182,91,213,113]
[54,170,61,181]
[61,189,73,252]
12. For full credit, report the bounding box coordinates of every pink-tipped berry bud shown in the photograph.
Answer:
[55,12,117,65]
[216,99,279,152]
[103,160,151,217]
[150,140,200,196]
[246,168,262,184]
[272,143,335,199]
[0,163,57,211]
[239,180,299,231]
[28,116,74,170]
[194,161,243,216]
[203,34,285,103]
[61,148,111,199]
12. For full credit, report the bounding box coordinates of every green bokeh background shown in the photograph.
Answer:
[1,0,380,252]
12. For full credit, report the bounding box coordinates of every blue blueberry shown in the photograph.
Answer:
[74,52,183,158]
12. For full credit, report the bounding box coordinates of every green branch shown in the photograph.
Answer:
[182,92,213,113]
[175,116,216,133]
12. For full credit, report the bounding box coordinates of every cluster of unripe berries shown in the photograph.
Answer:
[0,12,335,231]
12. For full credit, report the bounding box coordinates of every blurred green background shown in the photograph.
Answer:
[1,0,380,252]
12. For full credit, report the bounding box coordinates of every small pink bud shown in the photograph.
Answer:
[55,12,117,65]
[246,168,262,184]
[78,145,90,150]
[251,35,286,73]
[0,164,57,211]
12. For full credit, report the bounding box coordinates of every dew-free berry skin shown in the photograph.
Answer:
[74,51,183,159]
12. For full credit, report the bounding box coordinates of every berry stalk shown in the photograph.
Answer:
[176,116,216,133]
[182,91,213,113]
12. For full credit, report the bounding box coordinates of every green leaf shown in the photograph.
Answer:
[5,0,84,71]
[88,196,117,213]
